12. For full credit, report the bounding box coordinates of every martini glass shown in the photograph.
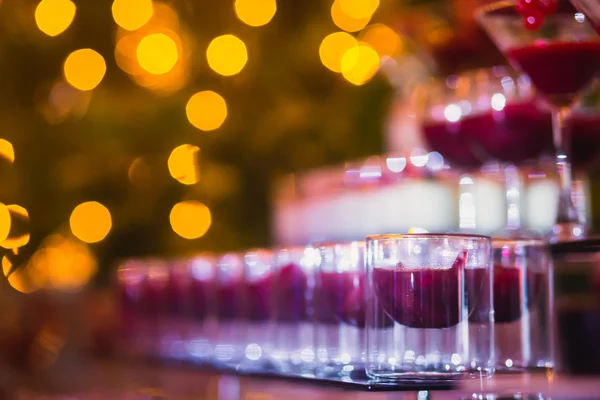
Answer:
[476,0,600,241]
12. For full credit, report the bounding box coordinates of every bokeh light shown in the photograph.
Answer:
[63,49,106,91]
[359,23,402,58]
[206,35,248,77]
[0,139,15,164]
[7,269,37,294]
[40,81,92,124]
[136,33,178,75]
[28,234,97,291]
[234,0,276,27]
[35,0,76,37]
[331,0,370,32]
[69,201,112,243]
[128,157,153,189]
[0,203,11,243]
[186,91,227,131]
[168,144,200,185]
[341,43,380,85]
[0,205,31,249]
[112,0,153,31]
[338,0,379,19]
[319,31,357,73]
[170,200,212,239]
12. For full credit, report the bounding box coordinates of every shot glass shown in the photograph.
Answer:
[186,254,216,366]
[213,253,244,370]
[551,239,600,375]
[239,248,275,372]
[271,245,317,376]
[139,259,169,360]
[314,241,367,378]
[492,239,552,371]
[366,233,494,381]
[115,259,147,360]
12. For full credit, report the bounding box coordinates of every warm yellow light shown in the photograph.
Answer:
[360,23,402,58]
[7,269,37,294]
[168,144,200,185]
[338,0,379,20]
[331,0,370,32]
[206,35,248,77]
[235,0,276,27]
[0,204,11,244]
[186,91,227,131]
[0,139,15,164]
[170,200,212,239]
[63,49,106,91]
[112,0,153,31]
[2,256,12,276]
[0,205,30,249]
[319,31,357,73]
[35,0,76,37]
[136,33,178,75]
[29,235,97,291]
[341,43,380,85]
[69,201,112,243]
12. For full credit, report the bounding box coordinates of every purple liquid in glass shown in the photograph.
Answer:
[215,281,241,321]
[317,271,366,327]
[373,255,467,329]
[244,274,272,322]
[507,42,600,103]
[273,263,308,322]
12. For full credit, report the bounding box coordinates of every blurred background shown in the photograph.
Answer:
[0,0,513,293]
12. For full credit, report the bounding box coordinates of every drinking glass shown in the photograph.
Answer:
[115,259,147,360]
[239,249,275,372]
[416,67,552,237]
[551,239,600,375]
[139,259,169,360]
[314,241,369,378]
[186,254,216,366]
[365,233,494,381]
[476,0,600,241]
[492,238,552,371]
[213,253,244,369]
[271,246,317,376]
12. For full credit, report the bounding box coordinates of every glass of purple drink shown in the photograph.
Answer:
[187,254,216,365]
[239,249,275,372]
[476,0,600,241]
[115,259,147,360]
[140,259,169,360]
[492,238,552,371]
[271,246,317,376]
[314,241,368,378]
[365,233,494,381]
[213,253,244,369]
[551,239,600,375]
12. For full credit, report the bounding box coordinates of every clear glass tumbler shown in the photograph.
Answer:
[240,248,275,372]
[314,241,367,378]
[213,253,244,369]
[366,233,494,381]
[271,246,317,376]
[492,239,552,371]
[186,254,216,366]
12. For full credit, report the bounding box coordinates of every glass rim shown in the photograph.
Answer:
[312,240,365,248]
[493,237,548,247]
[365,233,491,242]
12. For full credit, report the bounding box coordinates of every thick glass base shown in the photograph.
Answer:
[551,221,587,243]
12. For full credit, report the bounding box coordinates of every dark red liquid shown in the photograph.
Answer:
[493,265,545,323]
[215,281,241,321]
[423,102,552,166]
[372,254,492,329]
[273,263,308,322]
[507,42,600,103]
[167,267,191,316]
[190,278,211,321]
[317,271,366,327]
[244,274,272,322]
[140,272,169,316]
[571,114,600,167]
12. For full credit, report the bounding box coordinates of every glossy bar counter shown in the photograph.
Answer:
[4,361,600,399]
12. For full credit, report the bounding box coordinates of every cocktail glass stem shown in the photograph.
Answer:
[551,107,585,241]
